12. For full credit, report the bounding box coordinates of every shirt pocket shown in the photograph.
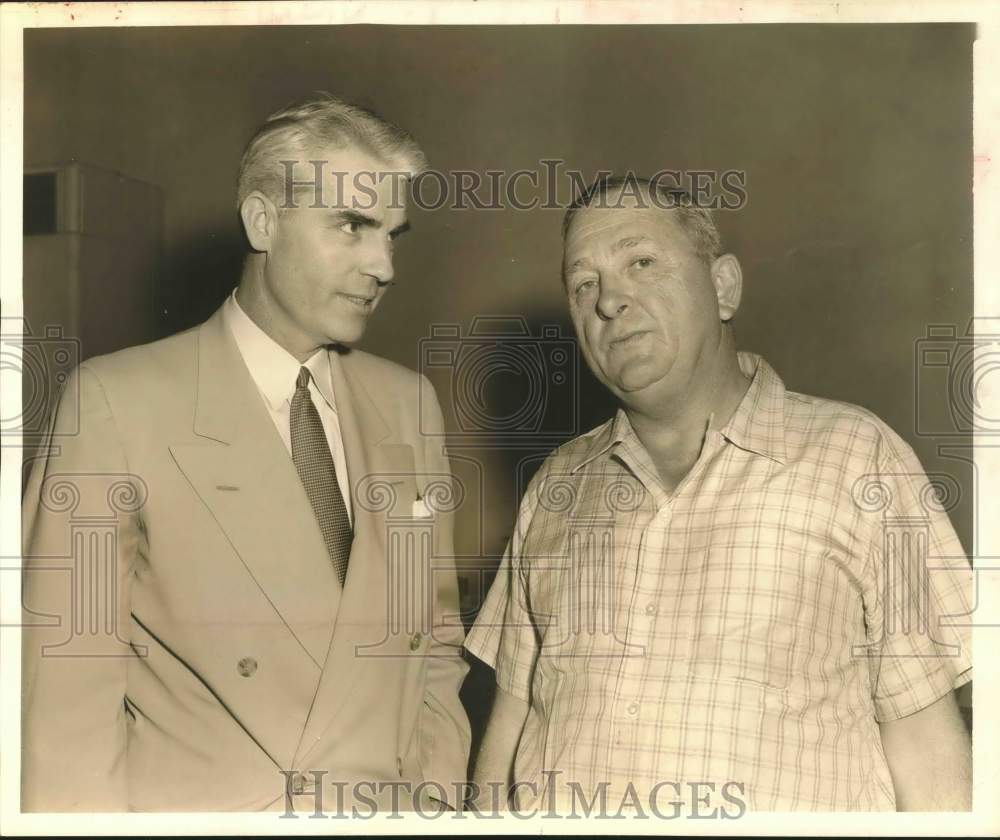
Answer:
[532,524,640,678]
[681,546,818,692]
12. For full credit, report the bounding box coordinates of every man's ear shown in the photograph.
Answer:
[239,191,278,253]
[711,253,743,322]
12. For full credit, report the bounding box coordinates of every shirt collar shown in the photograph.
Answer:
[223,290,338,413]
[569,350,786,475]
[567,409,634,476]
[720,352,787,465]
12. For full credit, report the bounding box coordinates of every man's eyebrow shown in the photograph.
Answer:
[564,235,655,272]
[564,235,653,271]
[329,210,410,239]
[331,209,381,228]
[389,220,411,239]
[565,256,594,274]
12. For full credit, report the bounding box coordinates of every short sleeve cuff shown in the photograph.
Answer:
[463,624,533,704]
[462,623,498,670]
[874,662,973,722]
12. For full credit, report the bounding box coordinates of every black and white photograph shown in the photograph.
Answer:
[1,0,998,833]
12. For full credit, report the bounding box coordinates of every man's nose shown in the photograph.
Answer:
[596,276,631,321]
[362,238,395,286]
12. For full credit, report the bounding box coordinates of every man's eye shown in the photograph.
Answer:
[632,257,654,269]
[339,220,363,234]
[574,279,598,295]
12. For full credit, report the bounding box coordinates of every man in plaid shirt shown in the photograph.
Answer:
[464,175,973,812]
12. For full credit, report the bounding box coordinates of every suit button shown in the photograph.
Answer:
[396,756,404,777]
[237,657,257,677]
[291,772,307,795]
[409,633,422,651]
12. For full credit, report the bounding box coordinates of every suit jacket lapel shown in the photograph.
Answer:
[293,347,409,765]
[168,307,342,669]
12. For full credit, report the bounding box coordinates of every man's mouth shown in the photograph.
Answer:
[340,293,375,309]
[608,330,649,349]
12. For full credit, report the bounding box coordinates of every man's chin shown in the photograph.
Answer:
[608,360,669,395]
[326,334,363,348]
[320,320,367,347]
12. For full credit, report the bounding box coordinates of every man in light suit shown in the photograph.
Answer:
[21,93,471,812]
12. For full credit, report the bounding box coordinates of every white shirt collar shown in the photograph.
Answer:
[223,290,337,413]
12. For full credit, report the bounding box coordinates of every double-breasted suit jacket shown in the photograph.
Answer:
[21,304,471,811]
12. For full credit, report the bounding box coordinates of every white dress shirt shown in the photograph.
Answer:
[223,290,353,525]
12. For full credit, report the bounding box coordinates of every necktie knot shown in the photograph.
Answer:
[296,366,311,391]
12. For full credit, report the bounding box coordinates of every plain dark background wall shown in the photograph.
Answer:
[25,23,975,750]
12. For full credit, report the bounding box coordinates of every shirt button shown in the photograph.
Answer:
[237,657,257,677]
[409,633,423,651]
[627,702,639,715]
[645,603,657,615]
[396,756,404,777]
[291,773,307,795]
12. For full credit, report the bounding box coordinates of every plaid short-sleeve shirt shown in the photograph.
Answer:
[464,353,972,812]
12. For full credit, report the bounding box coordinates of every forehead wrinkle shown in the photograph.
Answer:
[566,201,672,238]
[610,235,653,254]
[567,205,701,269]
[566,211,635,245]
[300,152,406,212]
[566,236,653,275]
[565,210,661,262]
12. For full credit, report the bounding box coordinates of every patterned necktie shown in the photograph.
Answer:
[290,366,352,585]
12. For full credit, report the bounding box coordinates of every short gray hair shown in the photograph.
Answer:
[236,92,428,210]
[562,174,722,266]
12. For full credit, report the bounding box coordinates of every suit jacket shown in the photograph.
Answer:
[21,304,471,812]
